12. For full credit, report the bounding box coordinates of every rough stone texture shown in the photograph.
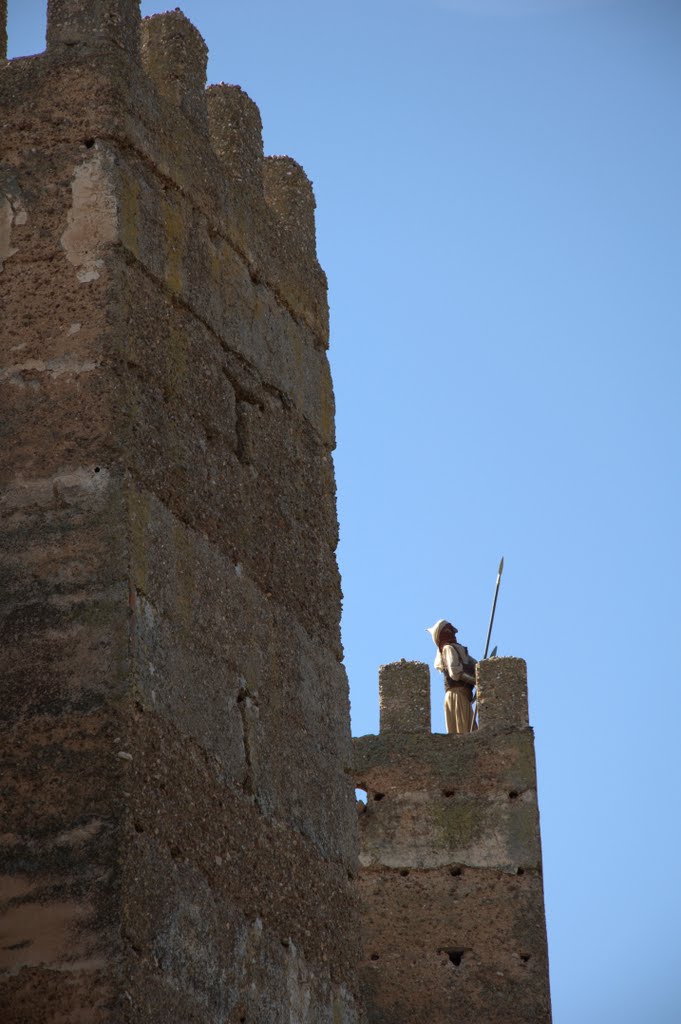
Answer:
[379,660,431,734]
[1,0,7,62]
[0,4,359,1021]
[47,0,142,55]
[353,658,552,1024]
[476,655,529,732]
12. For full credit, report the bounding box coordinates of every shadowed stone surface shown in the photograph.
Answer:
[353,658,552,1024]
[0,3,359,1021]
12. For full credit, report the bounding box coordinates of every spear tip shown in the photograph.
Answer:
[498,556,504,575]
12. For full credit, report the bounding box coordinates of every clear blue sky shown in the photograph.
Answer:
[7,1,681,1020]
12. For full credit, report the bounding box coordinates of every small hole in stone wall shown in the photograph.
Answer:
[169,844,182,861]
[133,822,144,833]
[521,954,531,962]
[373,793,385,801]
[83,139,95,148]
[355,787,367,808]
[370,953,380,961]
[399,869,409,877]
[439,948,464,967]
[94,466,100,473]
[516,867,525,876]
[450,867,462,877]
[442,789,455,798]
[509,790,519,800]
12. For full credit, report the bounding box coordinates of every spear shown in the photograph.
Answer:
[483,557,504,659]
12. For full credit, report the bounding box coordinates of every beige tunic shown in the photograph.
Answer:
[437,643,476,735]
[444,687,475,734]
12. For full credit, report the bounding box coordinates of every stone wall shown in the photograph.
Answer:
[353,658,552,1024]
[0,3,360,1021]
[0,0,6,63]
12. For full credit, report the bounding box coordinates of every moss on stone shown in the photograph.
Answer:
[431,798,484,852]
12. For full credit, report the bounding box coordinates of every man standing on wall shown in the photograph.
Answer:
[427,620,477,734]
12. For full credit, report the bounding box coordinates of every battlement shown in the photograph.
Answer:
[1,0,329,354]
[377,656,530,735]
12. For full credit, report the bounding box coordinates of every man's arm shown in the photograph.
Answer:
[443,644,464,682]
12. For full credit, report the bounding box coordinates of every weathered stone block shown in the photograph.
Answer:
[477,655,529,731]
[358,868,551,1024]
[124,483,354,862]
[207,83,264,199]
[121,708,360,991]
[264,155,318,258]
[141,12,208,128]
[379,660,431,734]
[354,730,541,872]
[113,166,334,443]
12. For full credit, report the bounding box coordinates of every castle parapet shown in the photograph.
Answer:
[376,655,530,736]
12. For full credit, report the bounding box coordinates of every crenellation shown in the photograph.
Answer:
[476,655,529,731]
[0,6,329,349]
[46,0,141,56]
[207,83,265,194]
[262,153,330,348]
[378,659,431,734]
[141,10,208,128]
[264,155,318,258]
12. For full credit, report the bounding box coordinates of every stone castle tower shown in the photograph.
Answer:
[353,659,552,1023]
[1,2,359,1020]
[1,3,552,1022]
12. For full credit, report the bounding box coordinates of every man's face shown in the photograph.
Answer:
[440,624,458,646]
